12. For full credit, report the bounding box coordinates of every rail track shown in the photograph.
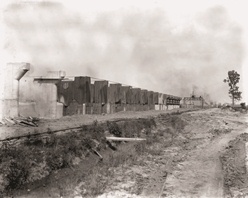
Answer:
[0,108,201,147]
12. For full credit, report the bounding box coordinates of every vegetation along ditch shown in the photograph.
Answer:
[0,113,172,197]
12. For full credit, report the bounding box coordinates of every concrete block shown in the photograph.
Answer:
[153,92,159,104]
[168,105,173,110]
[123,104,127,111]
[74,76,91,104]
[109,103,116,114]
[65,100,79,116]
[0,62,30,119]
[19,102,38,117]
[105,103,111,114]
[126,87,133,104]
[132,88,141,104]
[56,102,64,118]
[155,104,160,110]
[148,91,154,105]
[120,86,130,104]
[34,82,58,118]
[140,90,148,105]
[149,104,155,110]
[108,83,121,104]
[126,104,131,111]
[94,81,108,104]
[92,103,102,114]
[90,84,95,103]
[116,104,124,112]
[2,99,19,117]
[85,103,93,114]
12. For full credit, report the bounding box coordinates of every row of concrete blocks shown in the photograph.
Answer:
[63,102,180,116]
[57,77,181,106]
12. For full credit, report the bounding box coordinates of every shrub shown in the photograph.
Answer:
[5,160,29,190]
[0,147,31,192]
[107,121,122,137]
[45,150,65,171]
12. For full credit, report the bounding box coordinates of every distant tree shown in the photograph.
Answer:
[223,70,242,106]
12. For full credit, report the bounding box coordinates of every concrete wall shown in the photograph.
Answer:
[17,70,182,118]
[0,63,30,120]
[108,83,121,104]
[19,77,63,119]
[94,80,108,104]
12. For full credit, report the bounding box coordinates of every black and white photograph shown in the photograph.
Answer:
[0,0,248,197]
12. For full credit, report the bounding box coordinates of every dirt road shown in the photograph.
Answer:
[98,109,248,198]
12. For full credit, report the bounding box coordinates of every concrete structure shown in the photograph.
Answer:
[0,63,30,120]
[5,64,182,119]
[19,71,65,119]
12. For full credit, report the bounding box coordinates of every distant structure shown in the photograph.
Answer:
[181,91,209,108]
[3,63,182,119]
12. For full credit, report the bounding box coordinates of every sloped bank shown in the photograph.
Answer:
[220,133,248,197]
[0,116,158,197]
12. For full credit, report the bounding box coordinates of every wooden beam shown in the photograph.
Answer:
[106,137,146,141]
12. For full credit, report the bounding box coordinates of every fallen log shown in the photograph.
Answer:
[106,137,146,141]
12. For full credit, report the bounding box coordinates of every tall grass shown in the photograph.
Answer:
[0,117,157,195]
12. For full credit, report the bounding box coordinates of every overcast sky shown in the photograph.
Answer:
[0,0,247,103]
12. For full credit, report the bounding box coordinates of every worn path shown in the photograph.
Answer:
[98,109,248,198]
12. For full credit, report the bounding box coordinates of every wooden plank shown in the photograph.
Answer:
[94,81,108,104]
[74,76,91,104]
[148,91,154,105]
[90,84,95,103]
[65,100,79,115]
[132,88,141,104]
[141,89,148,105]
[120,86,131,104]
[108,83,121,104]
[106,137,146,141]
[125,87,133,104]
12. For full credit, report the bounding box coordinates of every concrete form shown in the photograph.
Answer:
[148,91,154,105]
[141,90,148,105]
[19,71,65,119]
[8,65,183,119]
[0,63,30,120]
[108,83,121,104]
[94,80,108,104]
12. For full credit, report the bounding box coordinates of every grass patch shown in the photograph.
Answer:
[0,114,184,197]
[0,121,106,195]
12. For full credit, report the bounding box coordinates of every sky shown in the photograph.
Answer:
[0,0,248,104]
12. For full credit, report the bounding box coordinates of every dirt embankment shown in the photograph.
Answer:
[96,108,248,198]
[0,108,247,198]
[220,133,248,197]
